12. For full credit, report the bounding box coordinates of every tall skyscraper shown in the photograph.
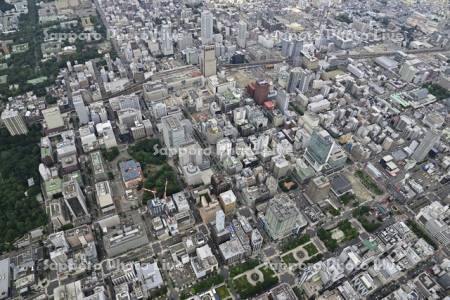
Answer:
[412,129,441,162]
[237,20,247,48]
[304,130,334,171]
[161,113,191,152]
[201,11,214,45]
[89,102,108,124]
[281,36,293,57]
[160,24,174,56]
[305,176,331,202]
[254,80,270,105]
[291,38,304,58]
[264,194,305,240]
[216,138,232,160]
[200,45,217,77]
[63,179,89,219]
[215,210,225,232]
[276,90,289,115]
[287,67,302,93]
[1,109,28,136]
[298,68,314,93]
[73,95,89,125]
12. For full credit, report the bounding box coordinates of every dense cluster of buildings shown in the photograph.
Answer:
[0,0,450,299]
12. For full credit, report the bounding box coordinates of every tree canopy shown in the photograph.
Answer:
[0,126,47,253]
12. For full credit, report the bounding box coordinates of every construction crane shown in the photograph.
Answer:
[143,188,157,200]
[163,179,168,200]
[143,179,168,201]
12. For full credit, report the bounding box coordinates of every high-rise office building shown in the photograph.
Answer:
[201,11,214,45]
[200,45,217,77]
[215,210,225,232]
[63,179,89,219]
[276,90,289,115]
[216,138,232,160]
[306,176,331,202]
[178,142,203,166]
[291,38,304,58]
[117,109,142,130]
[264,194,304,240]
[298,68,314,93]
[287,67,302,93]
[118,95,141,111]
[1,109,28,136]
[161,113,191,151]
[281,36,293,57]
[89,101,108,124]
[237,20,247,48]
[304,130,334,171]
[254,80,270,105]
[73,95,89,125]
[412,129,441,162]
[160,24,174,56]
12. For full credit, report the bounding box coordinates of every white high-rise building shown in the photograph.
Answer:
[215,210,225,232]
[201,11,214,45]
[281,36,293,57]
[253,134,270,153]
[237,20,247,48]
[161,114,191,152]
[160,24,174,56]
[178,142,203,166]
[412,129,441,162]
[276,90,289,115]
[96,121,117,149]
[291,38,304,58]
[1,109,28,136]
[153,102,167,119]
[298,68,314,93]
[73,95,89,125]
[216,138,232,160]
[264,194,306,240]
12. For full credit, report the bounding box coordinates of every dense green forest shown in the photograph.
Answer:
[423,83,450,101]
[0,0,110,98]
[128,139,182,202]
[0,126,47,253]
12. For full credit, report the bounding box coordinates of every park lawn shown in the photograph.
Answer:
[352,205,382,233]
[318,228,338,251]
[190,273,224,295]
[215,285,230,299]
[303,243,319,256]
[338,220,359,241]
[328,206,341,216]
[233,266,279,299]
[280,234,311,253]
[233,275,252,296]
[339,193,356,205]
[229,259,260,278]
[317,219,359,252]
[282,253,298,264]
